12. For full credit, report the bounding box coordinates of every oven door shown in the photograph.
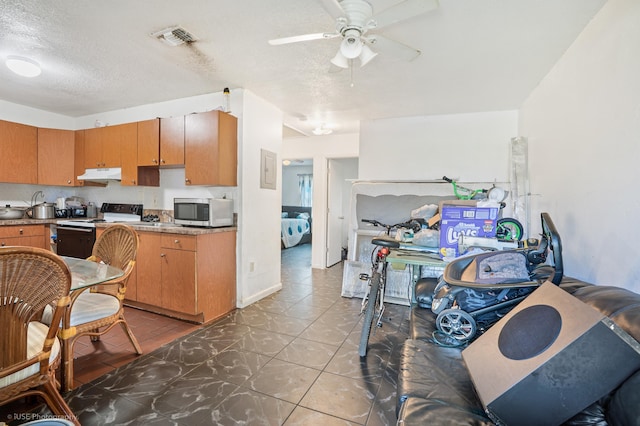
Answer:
[57,226,96,259]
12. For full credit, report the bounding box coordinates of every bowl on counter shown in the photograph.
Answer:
[0,205,27,220]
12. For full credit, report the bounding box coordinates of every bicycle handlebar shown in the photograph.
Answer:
[442,176,453,183]
[362,218,418,232]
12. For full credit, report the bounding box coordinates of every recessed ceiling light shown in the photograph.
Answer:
[6,56,42,78]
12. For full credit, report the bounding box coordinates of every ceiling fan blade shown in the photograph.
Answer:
[320,0,346,19]
[370,0,439,30]
[269,32,339,45]
[367,35,421,62]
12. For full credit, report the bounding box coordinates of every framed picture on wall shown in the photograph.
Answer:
[260,149,277,190]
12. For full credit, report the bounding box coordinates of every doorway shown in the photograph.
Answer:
[326,158,358,267]
[281,158,314,250]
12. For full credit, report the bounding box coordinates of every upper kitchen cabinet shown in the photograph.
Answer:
[159,115,185,166]
[123,120,159,186]
[84,123,129,168]
[137,117,185,167]
[137,118,161,167]
[184,111,237,186]
[0,119,38,184]
[37,128,84,186]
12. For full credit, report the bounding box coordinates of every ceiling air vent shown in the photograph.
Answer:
[151,26,198,46]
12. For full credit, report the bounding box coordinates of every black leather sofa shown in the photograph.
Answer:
[396,277,640,425]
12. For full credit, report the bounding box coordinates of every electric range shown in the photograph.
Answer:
[57,203,143,228]
[56,203,143,258]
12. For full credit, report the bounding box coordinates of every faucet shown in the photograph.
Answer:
[31,190,45,207]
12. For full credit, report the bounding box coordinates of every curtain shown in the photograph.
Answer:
[299,174,313,207]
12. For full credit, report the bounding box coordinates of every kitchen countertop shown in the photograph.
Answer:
[0,218,237,235]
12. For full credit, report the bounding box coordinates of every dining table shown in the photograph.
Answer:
[62,255,124,292]
[59,256,125,389]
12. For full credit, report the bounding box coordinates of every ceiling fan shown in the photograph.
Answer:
[268,0,439,69]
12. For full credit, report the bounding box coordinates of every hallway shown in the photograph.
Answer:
[36,244,410,424]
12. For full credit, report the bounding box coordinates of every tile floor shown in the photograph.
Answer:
[5,244,411,425]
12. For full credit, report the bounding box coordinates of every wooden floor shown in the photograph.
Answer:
[70,306,202,388]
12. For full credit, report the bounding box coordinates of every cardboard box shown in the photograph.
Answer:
[439,202,499,258]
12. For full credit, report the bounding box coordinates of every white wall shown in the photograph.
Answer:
[283,133,359,268]
[237,91,283,307]
[520,0,640,292]
[281,165,313,206]
[359,111,518,182]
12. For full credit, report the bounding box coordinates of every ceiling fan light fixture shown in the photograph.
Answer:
[6,56,41,78]
[330,50,349,69]
[312,124,333,136]
[339,36,363,59]
[359,44,378,67]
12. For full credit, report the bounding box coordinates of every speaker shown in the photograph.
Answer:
[463,281,640,426]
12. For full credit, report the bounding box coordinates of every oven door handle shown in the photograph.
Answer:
[58,226,95,233]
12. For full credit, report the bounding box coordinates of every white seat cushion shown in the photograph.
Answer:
[0,322,60,388]
[65,292,120,326]
[41,292,120,327]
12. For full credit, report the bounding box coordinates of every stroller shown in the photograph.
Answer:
[430,212,563,346]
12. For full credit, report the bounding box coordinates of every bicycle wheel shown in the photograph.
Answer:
[496,218,524,241]
[359,271,380,357]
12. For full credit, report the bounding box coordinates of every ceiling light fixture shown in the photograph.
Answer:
[282,160,292,166]
[312,124,333,136]
[6,56,41,77]
[330,30,378,69]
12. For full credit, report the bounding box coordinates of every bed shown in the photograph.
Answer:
[281,206,312,248]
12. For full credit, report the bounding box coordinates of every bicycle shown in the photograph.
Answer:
[442,176,524,242]
[357,219,416,357]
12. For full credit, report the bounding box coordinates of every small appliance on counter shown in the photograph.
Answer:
[174,198,233,228]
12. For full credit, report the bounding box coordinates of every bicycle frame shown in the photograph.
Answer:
[442,176,487,200]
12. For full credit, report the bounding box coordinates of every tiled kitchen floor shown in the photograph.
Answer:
[8,244,411,425]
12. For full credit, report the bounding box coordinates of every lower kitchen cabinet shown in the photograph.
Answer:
[0,225,47,249]
[130,230,236,323]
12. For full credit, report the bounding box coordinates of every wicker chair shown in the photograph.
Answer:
[58,224,142,392]
[0,247,78,425]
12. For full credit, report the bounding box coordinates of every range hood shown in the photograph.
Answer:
[77,167,122,182]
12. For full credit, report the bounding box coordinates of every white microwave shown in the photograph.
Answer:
[174,198,234,228]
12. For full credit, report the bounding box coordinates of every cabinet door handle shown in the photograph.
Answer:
[67,179,72,184]
[174,239,179,244]
[132,180,136,184]
[160,253,166,257]
[185,178,191,184]
[1,242,4,247]
[152,159,158,164]
[160,159,165,164]
[19,229,24,235]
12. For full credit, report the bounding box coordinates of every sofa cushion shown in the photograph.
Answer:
[397,339,485,417]
[397,397,494,426]
[414,278,439,309]
[607,369,640,426]
[571,285,640,342]
[410,306,438,341]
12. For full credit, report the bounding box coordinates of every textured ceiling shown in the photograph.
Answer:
[0,0,606,136]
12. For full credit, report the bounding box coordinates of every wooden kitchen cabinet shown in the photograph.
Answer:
[0,225,47,249]
[160,115,185,166]
[0,119,38,184]
[133,232,162,305]
[184,111,237,186]
[37,128,84,186]
[84,123,132,169]
[129,230,236,323]
[137,117,184,167]
[121,121,159,187]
